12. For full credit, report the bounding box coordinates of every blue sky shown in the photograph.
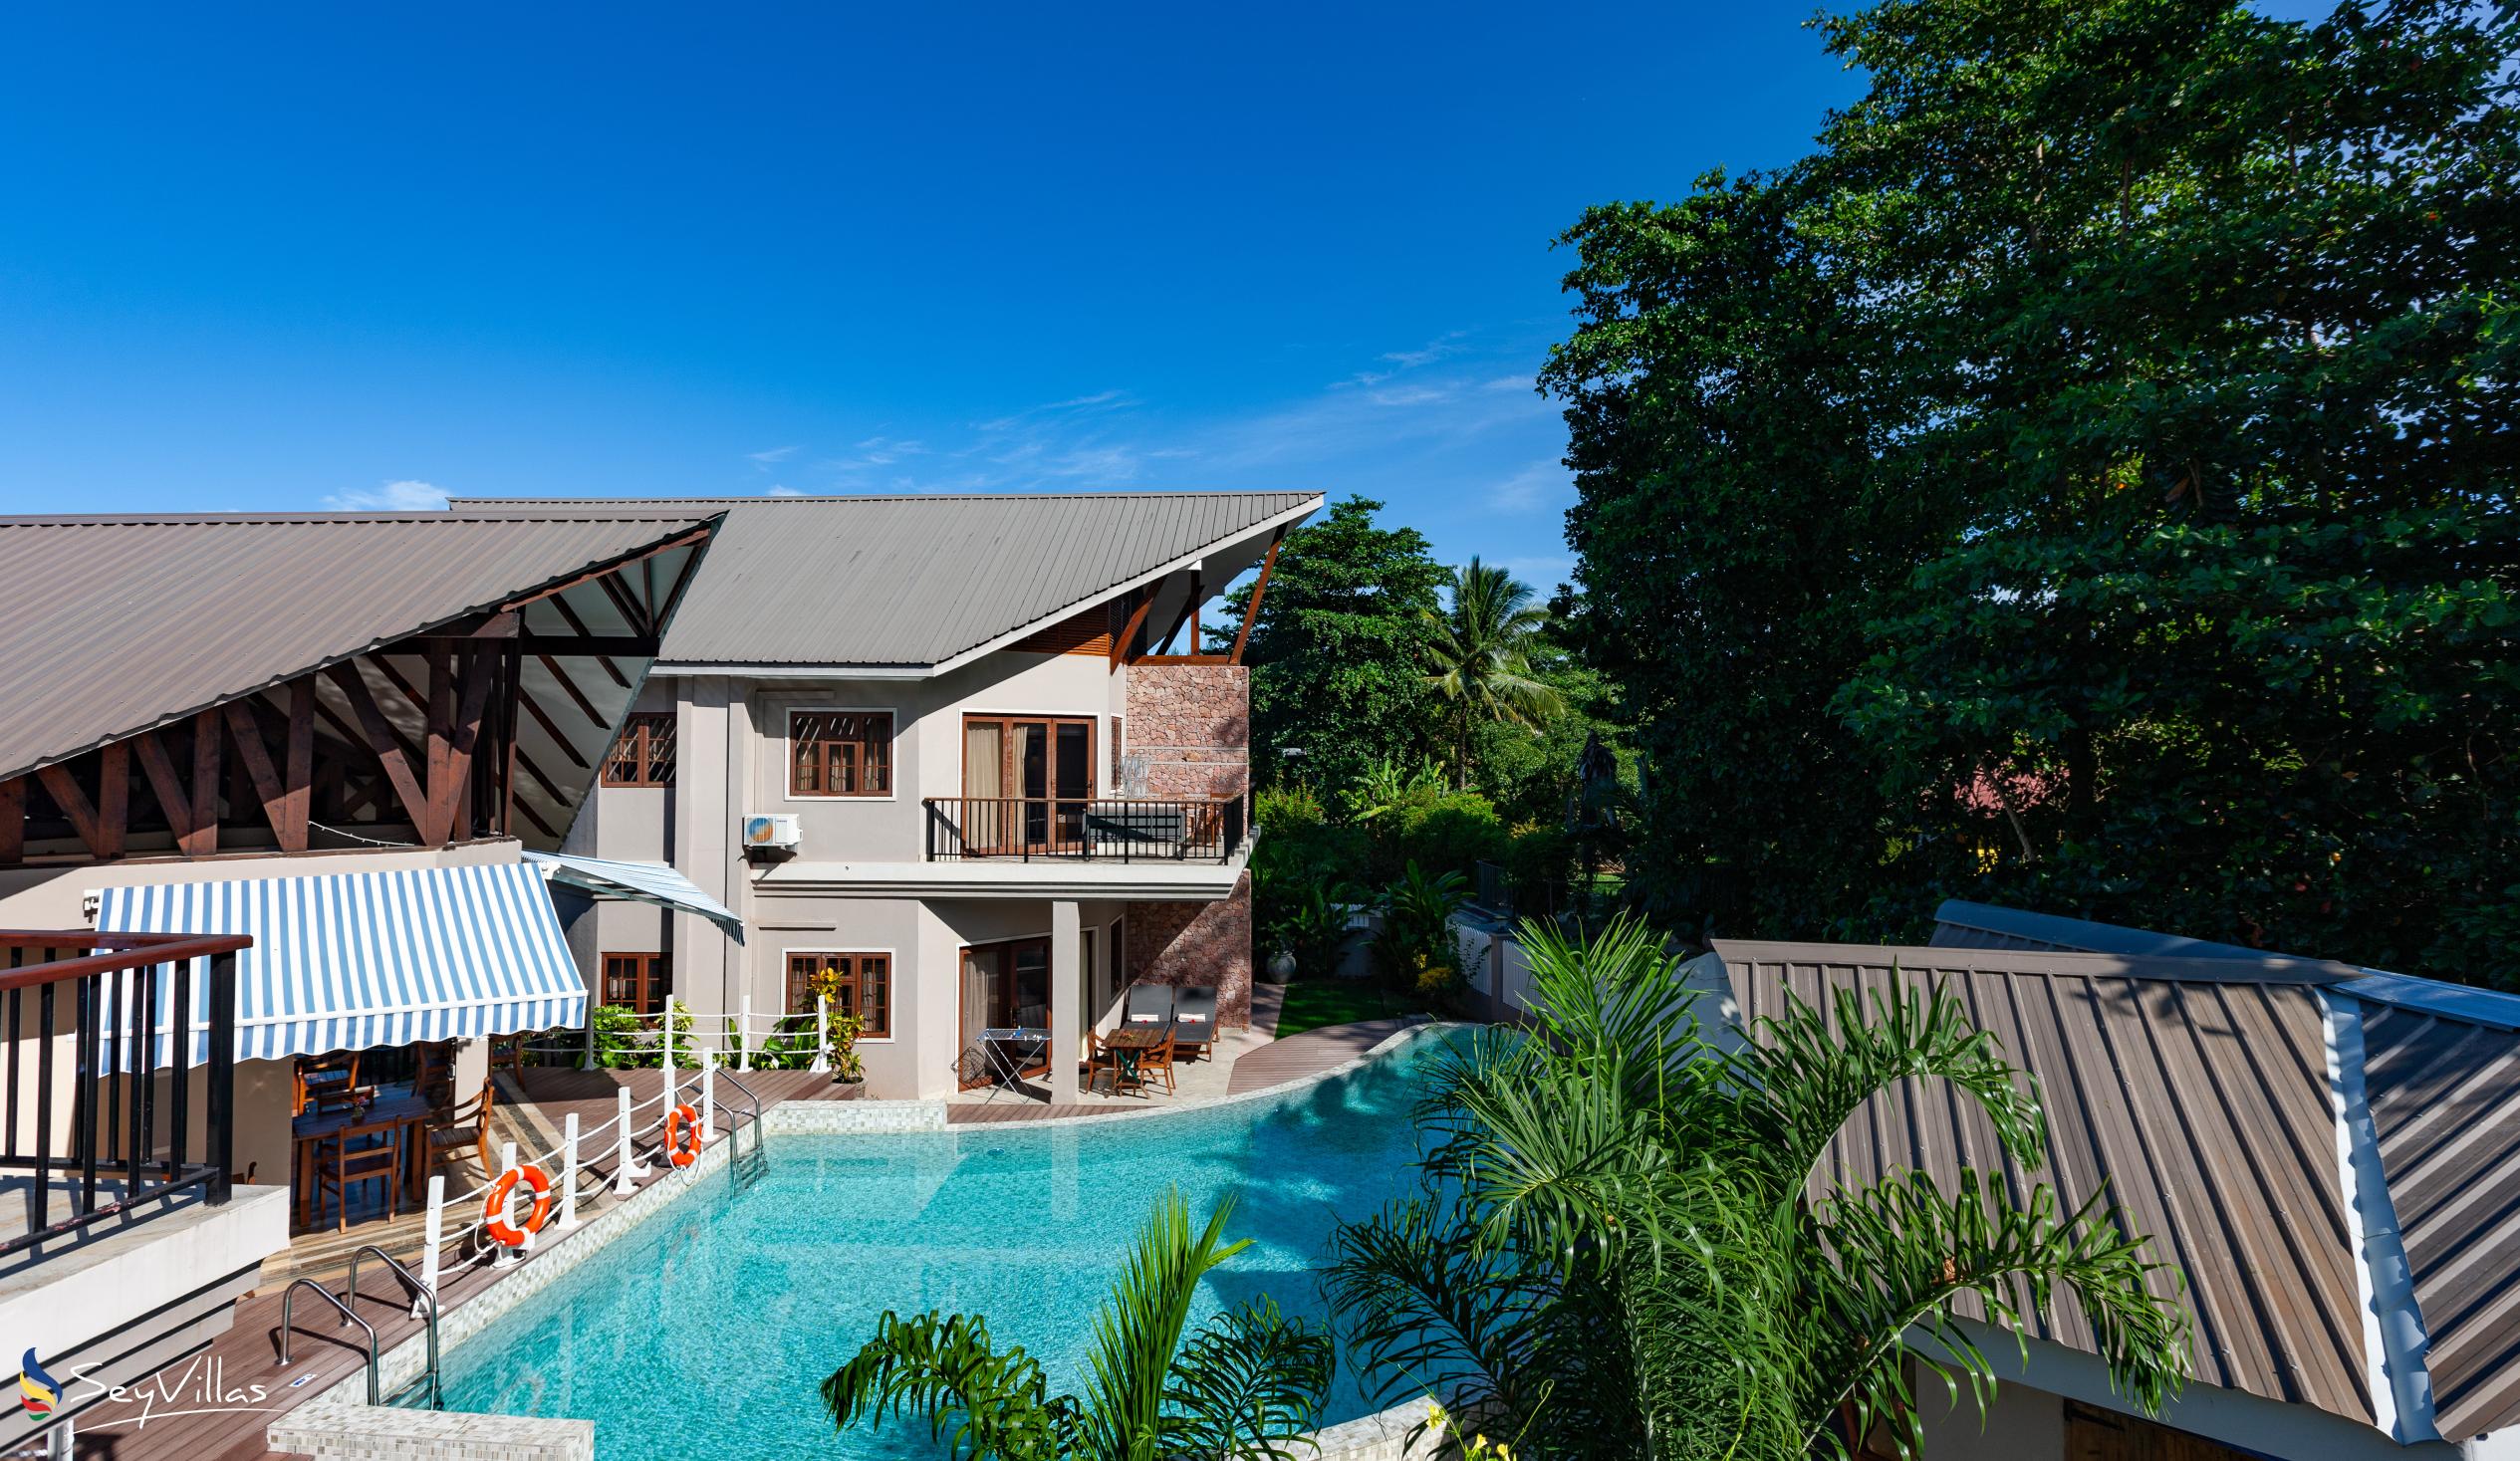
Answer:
[0,3,2330,592]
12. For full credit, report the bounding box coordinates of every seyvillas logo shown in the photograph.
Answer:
[17,1350,60,1416]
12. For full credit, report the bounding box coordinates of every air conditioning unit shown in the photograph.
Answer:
[742,814,802,852]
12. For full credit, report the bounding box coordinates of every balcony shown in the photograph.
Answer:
[3,929,291,1456]
[4,930,250,1259]
[922,796,1249,863]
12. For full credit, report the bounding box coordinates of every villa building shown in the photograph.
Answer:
[452,490,1321,1102]
[0,509,720,1453]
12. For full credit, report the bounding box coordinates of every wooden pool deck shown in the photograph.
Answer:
[58,1017,1413,1460]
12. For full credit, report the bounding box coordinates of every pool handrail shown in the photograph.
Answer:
[346,1243,441,1409]
[278,1277,381,1405]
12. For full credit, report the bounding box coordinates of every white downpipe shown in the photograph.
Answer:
[414,1174,444,1317]
[491,1140,522,1268]
[811,993,831,1075]
[738,997,753,1072]
[558,1112,583,1230]
[613,1085,645,1193]
[700,1052,717,1147]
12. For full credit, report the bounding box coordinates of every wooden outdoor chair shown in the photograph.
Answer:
[413,1041,456,1110]
[423,1079,497,1182]
[1084,1029,1129,1096]
[487,1032,527,1075]
[1136,1032,1179,1096]
[314,1116,402,1231]
[294,1051,359,1116]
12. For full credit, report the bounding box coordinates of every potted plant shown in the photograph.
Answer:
[826,1011,867,1096]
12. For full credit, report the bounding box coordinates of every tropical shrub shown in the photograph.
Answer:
[1325,918,2190,1458]
[1380,791,1510,883]
[1371,861,1467,988]
[823,1190,1331,1459]
[1254,783,1328,834]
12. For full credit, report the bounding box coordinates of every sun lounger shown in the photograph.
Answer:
[1170,985,1218,1060]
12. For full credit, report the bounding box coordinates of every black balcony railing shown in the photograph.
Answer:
[923,796,1249,862]
[2,930,249,1260]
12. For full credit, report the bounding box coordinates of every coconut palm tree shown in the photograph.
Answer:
[1422,558,1564,789]
[1323,918,2190,1460]
[822,1190,1331,1460]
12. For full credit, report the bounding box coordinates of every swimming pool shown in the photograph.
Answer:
[435,1028,1452,1457]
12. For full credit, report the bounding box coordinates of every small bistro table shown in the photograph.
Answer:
[1095,1025,1168,1096]
[291,1089,434,1226]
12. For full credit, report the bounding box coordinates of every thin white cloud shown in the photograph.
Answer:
[324,479,447,511]
[1380,331,1471,368]
[747,445,800,466]
[765,484,806,497]
[1486,460,1572,514]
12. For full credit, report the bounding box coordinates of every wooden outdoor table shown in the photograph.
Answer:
[1098,1025,1167,1094]
[292,1089,433,1225]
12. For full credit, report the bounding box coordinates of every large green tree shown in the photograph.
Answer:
[1546,0,2520,981]
[1223,496,1447,797]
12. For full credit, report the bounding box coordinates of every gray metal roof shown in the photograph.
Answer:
[2360,1001,2520,1438]
[446,492,1322,668]
[1717,939,2375,1429]
[1932,899,2520,1439]
[0,512,712,783]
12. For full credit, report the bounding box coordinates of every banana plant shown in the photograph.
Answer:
[822,1190,1332,1460]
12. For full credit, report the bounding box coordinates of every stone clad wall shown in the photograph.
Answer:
[1126,870,1255,1028]
[1124,662,1253,1027]
[1122,661,1249,799]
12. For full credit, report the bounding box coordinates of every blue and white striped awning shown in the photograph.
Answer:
[522,851,744,942]
[96,860,588,1065]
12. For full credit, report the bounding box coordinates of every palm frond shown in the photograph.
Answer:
[821,1310,1074,1461]
[1165,1297,1335,1459]
[1322,1194,1573,1432]
[1071,1188,1250,1457]
[1723,979,2044,1198]
[1804,1168,2191,1457]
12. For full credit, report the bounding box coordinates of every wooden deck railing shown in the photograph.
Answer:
[922,796,1249,863]
[1,929,250,1259]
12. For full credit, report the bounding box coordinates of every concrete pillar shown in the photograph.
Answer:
[672,675,735,1044]
[1050,900,1081,1102]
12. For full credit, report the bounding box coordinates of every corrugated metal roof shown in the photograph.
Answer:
[2353,1004,2520,1438]
[1716,940,2374,1427]
[0,512,712,783]
[1930,899,2520,1441]
[447,491,1321,667]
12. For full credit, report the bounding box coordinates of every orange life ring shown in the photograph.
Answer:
[483,1163,553,1246]
[661,1102,702,1167]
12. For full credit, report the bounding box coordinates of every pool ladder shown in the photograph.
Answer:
[277,1245,443,1410]
[719,1069,769,1179]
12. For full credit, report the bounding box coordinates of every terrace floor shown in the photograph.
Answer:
[55,1004,1421,1460]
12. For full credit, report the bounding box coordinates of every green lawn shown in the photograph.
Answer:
[1268,980,1428,1039]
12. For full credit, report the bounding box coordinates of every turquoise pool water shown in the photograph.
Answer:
[435,1030,1451,1457]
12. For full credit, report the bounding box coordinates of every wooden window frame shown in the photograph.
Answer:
[601,950,671,1015]
[602,713,678,788]
[785,949,892,1040]
[788,709,895,799]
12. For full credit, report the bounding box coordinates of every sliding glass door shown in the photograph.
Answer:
[962,715,1095,852]
[960,936,1053,1087]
